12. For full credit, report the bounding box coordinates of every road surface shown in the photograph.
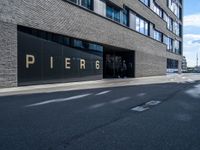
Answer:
[0,74,200,150]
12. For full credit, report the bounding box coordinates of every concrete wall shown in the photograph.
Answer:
[0,0,183,87]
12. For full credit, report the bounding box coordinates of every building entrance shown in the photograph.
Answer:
[103,47,135,78]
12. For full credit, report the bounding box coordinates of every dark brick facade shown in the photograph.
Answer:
[0,0,183,87]
[0,21,17,87]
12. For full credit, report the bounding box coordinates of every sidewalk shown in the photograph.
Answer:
[0,74,199,96]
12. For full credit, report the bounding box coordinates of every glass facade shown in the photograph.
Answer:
[18,26,103,54]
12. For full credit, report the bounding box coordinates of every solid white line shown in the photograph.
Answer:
[95,90,111,96]
[26,93,91,107]
[110,97,130,104]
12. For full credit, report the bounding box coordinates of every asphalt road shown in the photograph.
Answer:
[1,76,200,150]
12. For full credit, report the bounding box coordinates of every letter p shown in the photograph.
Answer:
[26,54,35,68]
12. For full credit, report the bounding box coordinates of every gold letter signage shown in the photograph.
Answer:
[65,58,71,69]
[80,59,86,69]
[26,54,35,68]
[25,55,101,70]
[96,60,100,70]
[50,56,54,69]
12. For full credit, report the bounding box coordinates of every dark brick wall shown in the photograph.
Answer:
[0,21,17,88]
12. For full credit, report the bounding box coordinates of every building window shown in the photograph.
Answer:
[73,39,85,49]
[164,37,173,51]
[106,4,121,23]
[68,0,93,10]
[105,3,128,25]
[173,40,179,53]
[68,0,77,3]
[163,35,168,46]
[167,17,173,31]
[136,16,149,35]
[173,21,179,36]
[173,40,182,55]
[163,13,173,31]
[81,0,93,10]
[18,25,103,55]
[154,30,162,42]
[167,59,178,69]
[122,9,128,26]
[168,0,181,19]
[89,43,103,52]
[152,3,162,17]
[140,0,149,6]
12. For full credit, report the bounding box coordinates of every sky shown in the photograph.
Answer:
[183,0,200,67]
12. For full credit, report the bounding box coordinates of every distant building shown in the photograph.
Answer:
[182,56,187,72]
[194,66,200,73]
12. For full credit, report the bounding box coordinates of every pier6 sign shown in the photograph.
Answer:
[25,54,101,70]
[18,32,103,84]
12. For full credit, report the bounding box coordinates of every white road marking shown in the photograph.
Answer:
[110,97,130,104]
[145,100,161,106]
[89,103,106,109]
[95,90,111,96]
[187,79,195,83]
[186,84,200,98]
[26,93,91,107]
[137,93,146,97]
[131,106,149,112]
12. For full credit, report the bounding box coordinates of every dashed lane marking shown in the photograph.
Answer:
[137,93,146,97]
[25,93,91,107]
[110,97,130,104]
[95,90,111,96]
[89,103,106,109]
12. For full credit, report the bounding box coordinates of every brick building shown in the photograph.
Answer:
[0,0,183,87]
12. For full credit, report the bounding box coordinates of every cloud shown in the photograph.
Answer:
[183,34,200,67]
[192,40,200,44]
[184,14,200,27]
